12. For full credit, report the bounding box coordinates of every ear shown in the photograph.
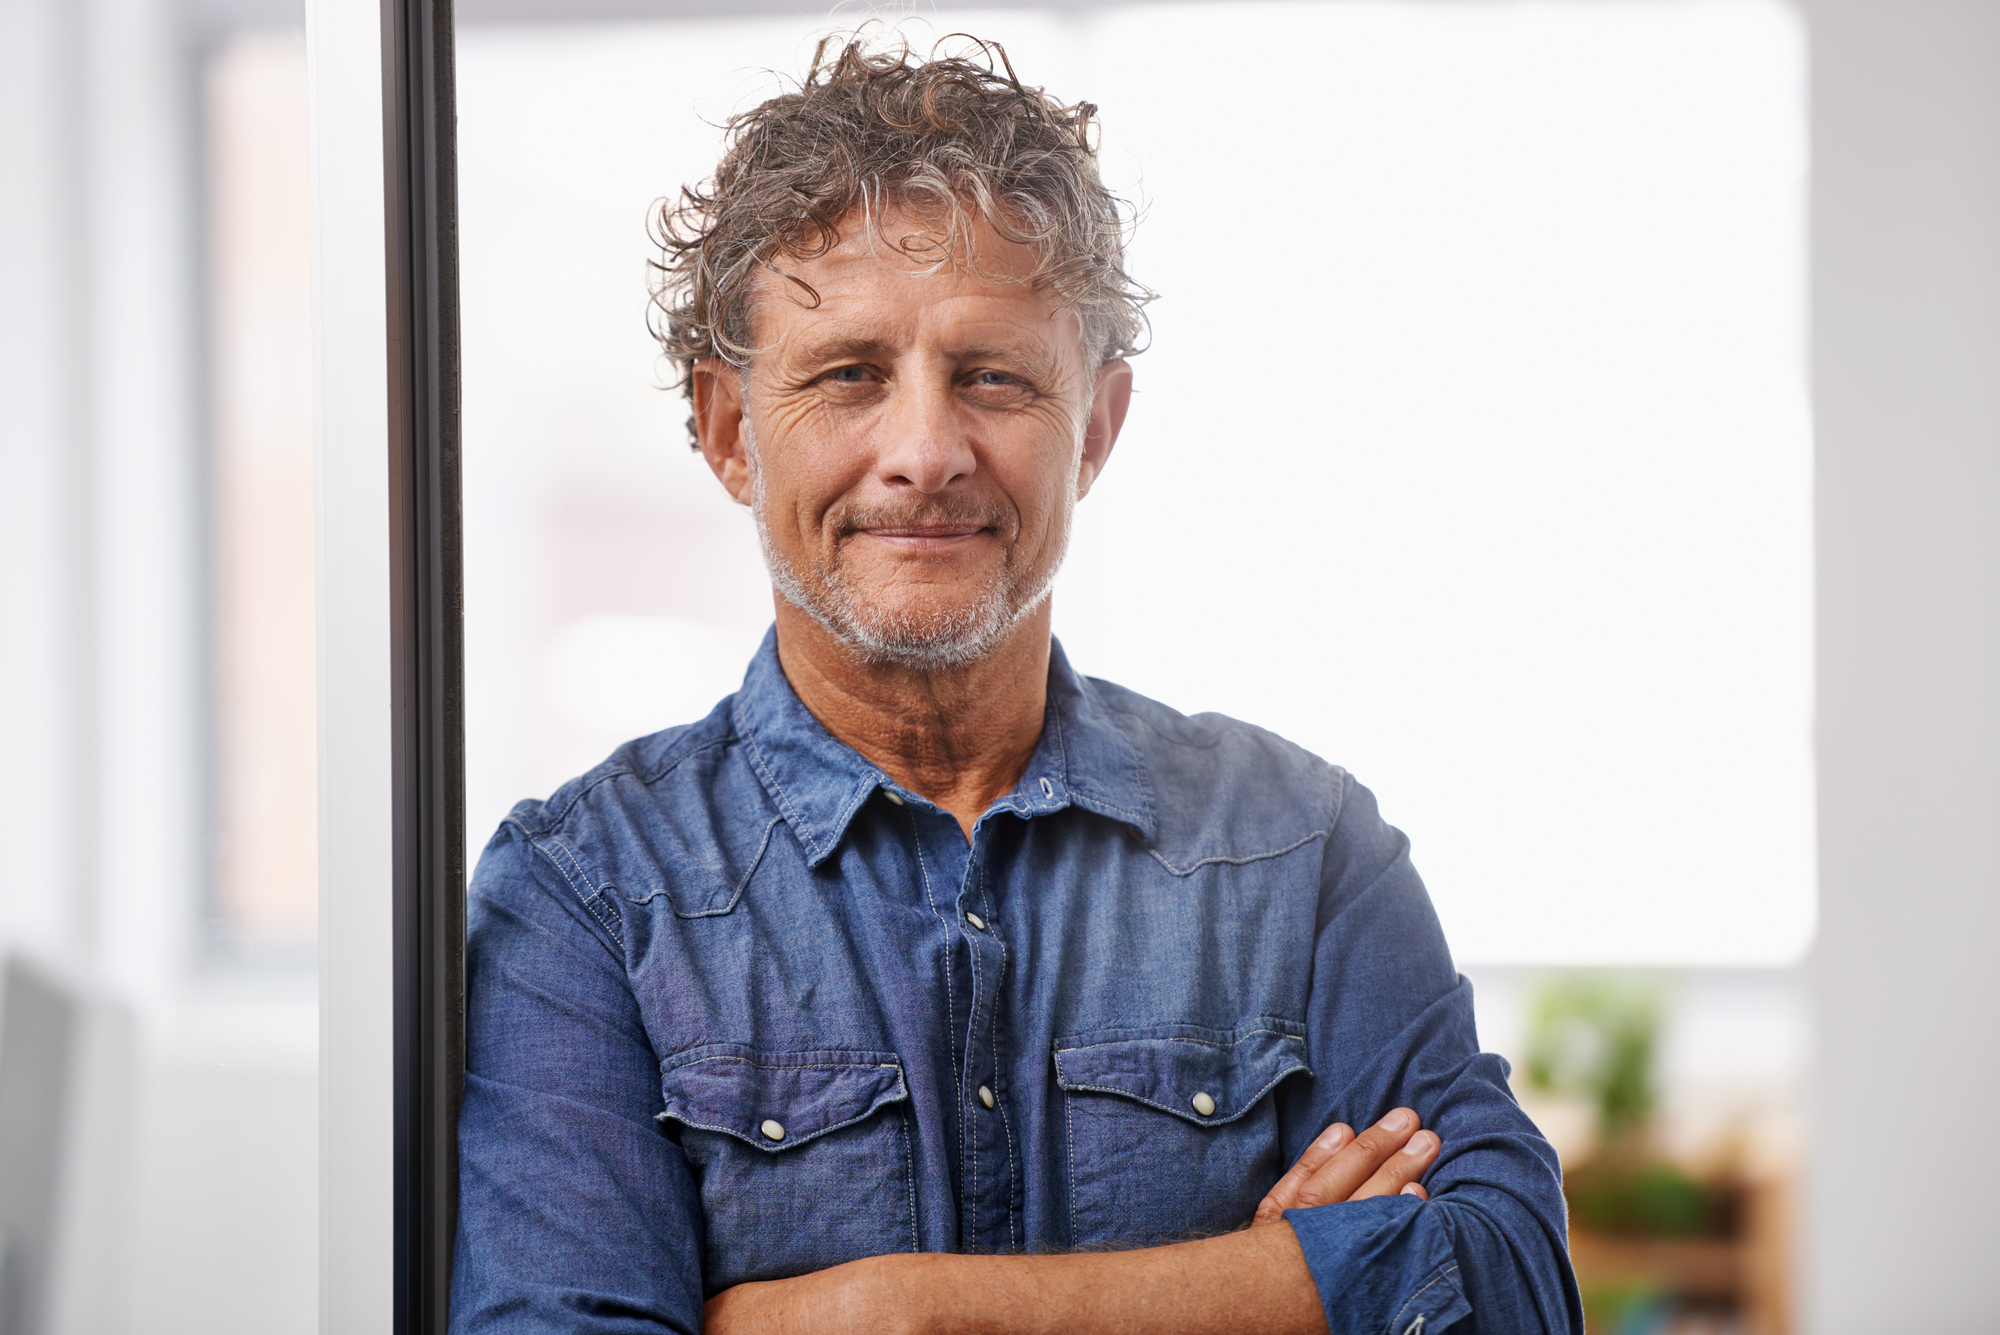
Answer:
[1076,358,1133,500]
[692,359,755,505]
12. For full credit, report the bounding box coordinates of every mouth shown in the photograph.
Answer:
[849,522,993,554]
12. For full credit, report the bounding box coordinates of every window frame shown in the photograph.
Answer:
[310,0,462,1329]
[382,0,464,1328]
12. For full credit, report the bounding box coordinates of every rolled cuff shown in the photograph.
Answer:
[1285,1196,1472,1334]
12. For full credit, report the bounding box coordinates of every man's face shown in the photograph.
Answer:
[693,209,1130,669]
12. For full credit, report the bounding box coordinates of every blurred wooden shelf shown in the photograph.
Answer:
[1567,1172,1792,1335]
[1569,1231,1741,1299]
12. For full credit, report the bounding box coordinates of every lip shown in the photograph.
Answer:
[853,524,991,553]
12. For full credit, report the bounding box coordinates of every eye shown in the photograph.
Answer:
[972,370,1016,387]
[826,365,871,383]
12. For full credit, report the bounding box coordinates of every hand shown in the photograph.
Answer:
[1252,1106,1440,1225]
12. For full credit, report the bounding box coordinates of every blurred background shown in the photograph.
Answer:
[455,10,1811,1329]
[4,0,1996,1331]
[1,0,316,1331]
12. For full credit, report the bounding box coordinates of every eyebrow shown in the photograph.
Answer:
[788,330,1063,373]
[791,333,900,366]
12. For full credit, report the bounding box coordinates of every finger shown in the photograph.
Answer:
[1400,1182,1429,1202]
[1346,1128,1441,1202]
[1253,1123,1353,1224]
[1289,1108,1422,1210]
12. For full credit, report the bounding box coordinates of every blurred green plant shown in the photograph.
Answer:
[1564,1158,1735,1238]
[1526,973,1737,1242]
[1523,974,1662,1146]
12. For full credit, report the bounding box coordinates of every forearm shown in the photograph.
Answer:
[920,1224,1326,1335]
[706,1224,1327,1335]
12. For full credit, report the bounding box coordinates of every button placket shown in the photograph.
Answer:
[905,806,973,1232]
[957,844,1015,1253]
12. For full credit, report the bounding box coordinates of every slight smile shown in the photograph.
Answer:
[851,524,993,554]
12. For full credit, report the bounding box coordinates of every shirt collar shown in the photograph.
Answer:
[729,628,1158,868]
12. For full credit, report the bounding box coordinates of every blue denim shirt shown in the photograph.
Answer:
[451,633,1581,1333]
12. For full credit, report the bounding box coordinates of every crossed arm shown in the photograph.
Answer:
[455,796,1581,1333]
[703,1109,1442,1335]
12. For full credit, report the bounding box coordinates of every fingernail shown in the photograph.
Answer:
[1382,1109,1413,1133]
[1401,1183,1424,1197]
[1315,1125,1349,1150]
[1403,1131,1433,1156]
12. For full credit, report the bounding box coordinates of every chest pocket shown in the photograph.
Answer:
[1054,1021,1310,1248]
[658,1045,916,1291]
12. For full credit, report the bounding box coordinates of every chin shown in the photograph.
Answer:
[767,526,1052,669]
[828,587,1026,670]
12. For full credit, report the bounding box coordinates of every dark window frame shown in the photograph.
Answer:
[382,0,464,1329]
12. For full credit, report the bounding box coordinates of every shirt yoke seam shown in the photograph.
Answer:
[1148,830,1330,877]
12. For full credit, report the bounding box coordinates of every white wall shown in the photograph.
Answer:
[304,0,395,1329]
[0,0,320,1330]
[0,0,94,968]
[1802,1,2000,1329]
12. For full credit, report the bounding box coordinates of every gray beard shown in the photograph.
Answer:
[747,430,1069,671]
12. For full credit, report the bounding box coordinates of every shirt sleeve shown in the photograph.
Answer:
[449,818,707,1334]
[1278,774,1584,1335]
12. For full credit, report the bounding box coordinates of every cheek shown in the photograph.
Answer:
[1009,444,1081,539]
[752,434,867,533]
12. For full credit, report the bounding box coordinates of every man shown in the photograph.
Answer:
[452,34,1580,1335]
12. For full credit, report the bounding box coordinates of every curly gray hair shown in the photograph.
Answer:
[649,31,1153,447]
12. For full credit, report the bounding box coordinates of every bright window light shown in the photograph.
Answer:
[459,0,1812,967]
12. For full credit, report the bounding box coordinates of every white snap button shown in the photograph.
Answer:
[883,790,905,806]
[1191,1092,1216,1117]
[760,1119,786,1142]
[965,911,986,931]
[978,1085,996,1109]
[1039,778,1055,798]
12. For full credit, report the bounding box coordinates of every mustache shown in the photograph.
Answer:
[833,499,1013,538]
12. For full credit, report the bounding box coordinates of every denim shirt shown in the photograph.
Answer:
[451,633,1581,1334]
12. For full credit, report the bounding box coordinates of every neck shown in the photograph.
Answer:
[773,596,1053,842]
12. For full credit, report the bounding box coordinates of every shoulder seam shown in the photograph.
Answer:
[528,729,739,834]
[525,831,626,949]
[635,729,737,786]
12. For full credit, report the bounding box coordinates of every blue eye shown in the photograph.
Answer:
[828,366,868,382]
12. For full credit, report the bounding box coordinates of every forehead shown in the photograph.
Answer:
[749,209,1080,358]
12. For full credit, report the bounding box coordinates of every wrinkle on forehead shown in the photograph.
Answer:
[742,207,1070,351]
[780,321,1073,374]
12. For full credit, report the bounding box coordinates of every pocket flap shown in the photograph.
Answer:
[1053,1022,1310,1126]
[659,1045,908,1153]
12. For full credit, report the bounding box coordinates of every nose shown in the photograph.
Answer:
[873,376,975,494]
